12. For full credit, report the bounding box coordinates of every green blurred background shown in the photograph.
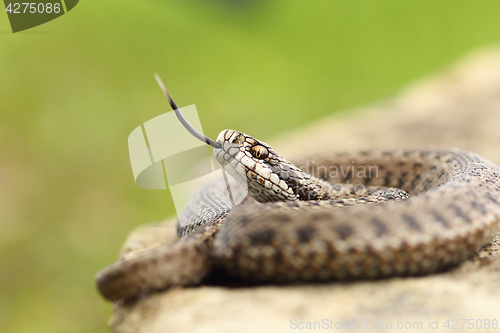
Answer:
[1,0,500,332]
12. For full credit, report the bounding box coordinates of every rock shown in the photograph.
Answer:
[107,48,500,333]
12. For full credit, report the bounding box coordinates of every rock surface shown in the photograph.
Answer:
[108,48,500,333]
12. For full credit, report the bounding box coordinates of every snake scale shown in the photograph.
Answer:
[96,127,500,301]
[95,80,500,301]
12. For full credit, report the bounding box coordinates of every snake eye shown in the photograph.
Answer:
[250,145,269,160]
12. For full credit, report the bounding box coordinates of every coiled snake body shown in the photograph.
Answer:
[96,128,500,302]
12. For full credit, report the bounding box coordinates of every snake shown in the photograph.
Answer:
[95,78,500,302]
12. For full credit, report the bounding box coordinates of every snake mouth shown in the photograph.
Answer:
[213,129,246,163]
[215,129,233,145]
[212,129,298,203]
[213,129,248,185]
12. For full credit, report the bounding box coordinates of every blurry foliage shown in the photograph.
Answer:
[1,0,500,332]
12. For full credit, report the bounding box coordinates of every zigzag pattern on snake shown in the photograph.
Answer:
[96,129,500,302]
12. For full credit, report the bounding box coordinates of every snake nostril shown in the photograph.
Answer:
[232,134,245,144]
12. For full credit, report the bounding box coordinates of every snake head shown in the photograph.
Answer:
[153,76,324,202]
[213,129,305,203]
